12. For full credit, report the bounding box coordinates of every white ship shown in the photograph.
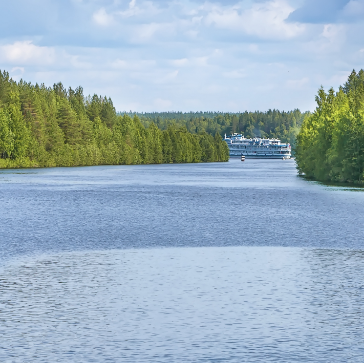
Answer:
[224,133,291,159]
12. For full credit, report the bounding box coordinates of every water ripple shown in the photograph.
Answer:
[1,247,363,362]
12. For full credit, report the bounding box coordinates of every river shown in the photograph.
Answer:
[1,159,363,362]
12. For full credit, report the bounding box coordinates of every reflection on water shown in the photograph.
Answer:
[1,247,363,362]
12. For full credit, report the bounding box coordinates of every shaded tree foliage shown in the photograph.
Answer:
[0,70,229,168]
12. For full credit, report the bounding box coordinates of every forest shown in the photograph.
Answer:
[128,109,308,147]
[0,70,229,168]
[296,69,364,184]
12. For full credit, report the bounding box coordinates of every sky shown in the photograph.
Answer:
[1,0,364,112]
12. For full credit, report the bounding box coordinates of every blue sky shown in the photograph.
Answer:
[1,0,364,112]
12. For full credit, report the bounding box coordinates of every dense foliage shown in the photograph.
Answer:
[296,70,364,183]
[130,109,307,146]
[0,71,229,168]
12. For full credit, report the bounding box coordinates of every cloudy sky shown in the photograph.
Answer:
[1,0,364,112]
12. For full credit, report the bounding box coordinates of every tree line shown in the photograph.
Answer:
[296,69,364,183]
[0,70,229,169]
[129,109,308,147]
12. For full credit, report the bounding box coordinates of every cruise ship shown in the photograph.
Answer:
[224,133,291,159]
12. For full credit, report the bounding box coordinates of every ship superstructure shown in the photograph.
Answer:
[224,133,291,159]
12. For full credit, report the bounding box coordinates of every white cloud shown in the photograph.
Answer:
[95,0,159,22]
[130,21,177,42]
[322,24,343,41]
[315,24,346,53]
[116,0,144,17]
[0,41,55,65]
[342,0,364,18]
[223,69,246,79]
[93,8,114,26]
[112,59,128,69]
[111,59,156,71]
[194,56,209,66]
[171,58,189,67]
[11,66,24,74]
[155,70,179,84]
[10,67,25,81]
[205,0,305,40]
[1,0,363,113]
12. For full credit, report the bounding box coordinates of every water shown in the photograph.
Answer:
[1,159,364,362]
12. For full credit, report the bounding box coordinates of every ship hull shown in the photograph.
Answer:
[224,134,292,160]
[229,154,291,159]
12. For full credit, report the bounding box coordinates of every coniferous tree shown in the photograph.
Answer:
[0,70,229,169]
[0,108,14,158]
[296,69,364,183]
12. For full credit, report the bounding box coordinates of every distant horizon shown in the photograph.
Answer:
[119,108,310,113]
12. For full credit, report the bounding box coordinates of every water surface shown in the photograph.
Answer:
[0,159,363,362]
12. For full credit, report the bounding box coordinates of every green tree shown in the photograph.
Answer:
[296,69,364,183]
[0,69,229,168]
[0,108,14,158]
